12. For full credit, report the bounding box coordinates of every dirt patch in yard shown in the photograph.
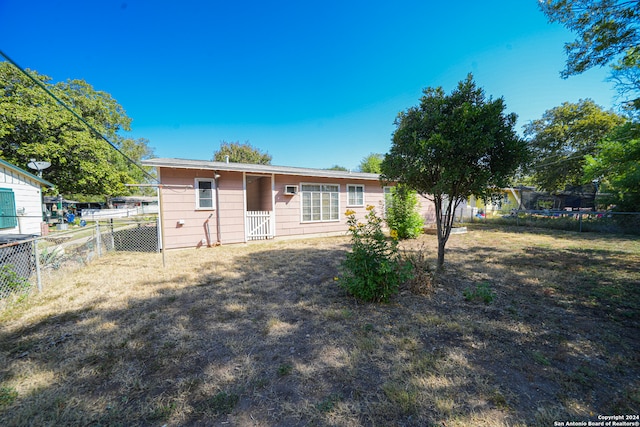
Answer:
[0,225,638,426]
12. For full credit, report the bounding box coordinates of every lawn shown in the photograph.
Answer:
[0,225,638,426]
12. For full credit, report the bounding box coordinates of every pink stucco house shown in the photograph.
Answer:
[143,158,437,250]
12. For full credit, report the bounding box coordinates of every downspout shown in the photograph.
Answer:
[214,171,222,244]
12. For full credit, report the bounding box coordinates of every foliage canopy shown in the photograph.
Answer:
[0,62,155,197]
[524,99,626,193]
[358,153,383,173]
[381,74,528,268]
[539,0,639,77]
[585,121,640,211]
[213,141,272,164]
[539,0,640,110]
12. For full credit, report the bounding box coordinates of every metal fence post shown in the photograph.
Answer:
[109,219,115,250]
[579,212,583,232]
[96,222,102,257]
[33,238,42,292]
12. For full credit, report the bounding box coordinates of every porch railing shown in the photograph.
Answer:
[246,211,273,240]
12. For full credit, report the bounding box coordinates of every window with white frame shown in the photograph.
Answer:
[347,184,364,207]
[301,184,339,222]
[383,186,393,216]
[195,179,215,209]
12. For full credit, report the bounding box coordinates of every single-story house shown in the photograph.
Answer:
[143,158,438,250]
[0,159,55,236]
[468,188,522,218]
[109,196,158,214]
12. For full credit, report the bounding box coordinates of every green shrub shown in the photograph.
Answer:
[202,391,239,415]
[0,386,18,407]
[463,282,495,304]
[385,184,424,239]
[0,265,30,294]
[339,206,413,302]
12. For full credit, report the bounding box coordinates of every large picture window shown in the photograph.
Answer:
[301,184,339,222]
[0,188,17,229]
[195,179,215,209]
[347,184,364,207]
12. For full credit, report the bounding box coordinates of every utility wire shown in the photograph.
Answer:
[531,150,588,168]
[0,49,158,183]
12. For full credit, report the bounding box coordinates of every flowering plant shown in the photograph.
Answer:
[338,206,412,302]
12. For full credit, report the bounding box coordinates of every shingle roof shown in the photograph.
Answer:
[142,158,382,181]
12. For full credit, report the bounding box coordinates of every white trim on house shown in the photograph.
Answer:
[143,158,381,181]
[347,184,365,207]
[242,172,247,243]
[270,173,276,238]
[0,159,54,236]
[383,186,393,215]
[243,173,276,241]
[300,183,341,223]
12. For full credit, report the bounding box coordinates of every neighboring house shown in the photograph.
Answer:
[0,159,55,236]
[468,186,599,214]
[43,196,80,222]
[109,196,159,214]
[143,158,437,249]
[468,188,522,217]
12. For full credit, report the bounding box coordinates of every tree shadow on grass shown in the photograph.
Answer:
[0,237,638,426]
[438,237,640,419]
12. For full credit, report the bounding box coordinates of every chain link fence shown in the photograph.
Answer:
[465,210,640,235]
[0,219,159,302]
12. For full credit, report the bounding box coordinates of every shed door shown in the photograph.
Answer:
[0,188,17,229]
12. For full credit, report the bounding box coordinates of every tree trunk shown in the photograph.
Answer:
[434,195,446,270]
[436,236,446,269]
[433,194,461,271]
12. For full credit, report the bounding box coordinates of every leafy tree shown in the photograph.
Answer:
[358,153,383,173]
[381,74,528,268]
[539,0,640,109]
[610,48,640,114]
[0,61,153,196]
[327,165,349,171]
[109,137,156,196]
[584,122,640,211]
[213,141,272,164]
[524,99,626,192]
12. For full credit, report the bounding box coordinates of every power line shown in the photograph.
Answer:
[531,150,588,168]
[0,49,158,184]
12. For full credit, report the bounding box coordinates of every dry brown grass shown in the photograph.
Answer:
[1,225,639,426]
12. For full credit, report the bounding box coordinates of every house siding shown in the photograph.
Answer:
[156,164,444,250]
[159,167,220,248]
[0,165,47,236]
[158,167,396,249]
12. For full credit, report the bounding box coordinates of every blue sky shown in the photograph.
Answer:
[1,0,617,170]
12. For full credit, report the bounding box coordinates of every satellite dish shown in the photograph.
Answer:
[27,160,51,177]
